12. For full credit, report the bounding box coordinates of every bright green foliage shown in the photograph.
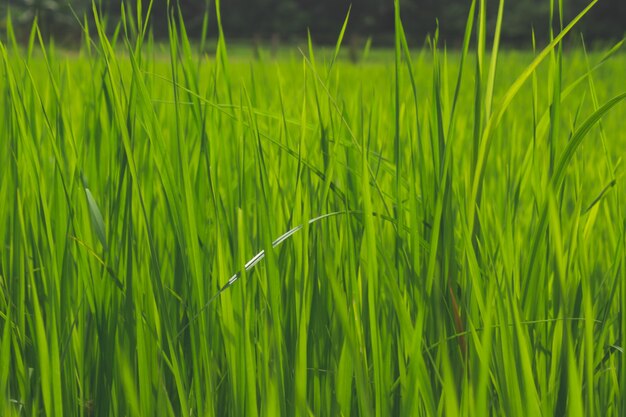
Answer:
[0,1,625,416]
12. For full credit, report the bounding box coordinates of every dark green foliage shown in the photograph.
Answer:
[3,0,625,45]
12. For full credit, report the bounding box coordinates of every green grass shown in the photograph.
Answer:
[1,0,626,415]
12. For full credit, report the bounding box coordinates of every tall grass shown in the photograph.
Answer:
[1,0,625,415]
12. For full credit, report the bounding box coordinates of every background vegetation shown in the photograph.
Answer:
[3,0,626,46]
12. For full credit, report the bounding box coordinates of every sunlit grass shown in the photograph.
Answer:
[1,0,625,415]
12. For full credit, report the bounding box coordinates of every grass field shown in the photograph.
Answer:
[1,1,626,416]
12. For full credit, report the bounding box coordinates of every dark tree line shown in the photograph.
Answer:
[3,0,625,46]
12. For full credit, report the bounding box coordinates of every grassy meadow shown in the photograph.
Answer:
[1,1,626,415]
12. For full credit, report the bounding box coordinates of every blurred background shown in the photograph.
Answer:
[2,0,625,48]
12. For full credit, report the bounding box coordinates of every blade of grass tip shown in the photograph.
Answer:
[66,2,98,54]
[327,6,351,78]
[484,0,504,120]
[448,0,476,132]
[4,9,21,54]
[120,2,134,43]
[581,34,616,177]
[307,29,316,68]
[135,0,143,41]
[362,37,372,60]
[136,0,155,53]
[214,0,228,65]
[82,177,109,253]
[477,0,486,77]
[83,14,92,56]
[551,92,626,189]
[109,11,123,47]
[583,178,616,215]
[199,2,210,56]
[26,16,39,63]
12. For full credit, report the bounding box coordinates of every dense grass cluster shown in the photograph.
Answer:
[1,0,626,415]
